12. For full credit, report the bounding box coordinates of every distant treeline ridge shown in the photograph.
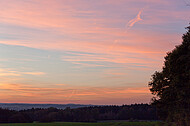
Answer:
[0,103,157,123]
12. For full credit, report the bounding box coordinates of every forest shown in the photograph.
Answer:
[0,104,157,123]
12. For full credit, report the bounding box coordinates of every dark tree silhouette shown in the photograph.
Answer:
[149,25,190,126]
[0,104,157,123]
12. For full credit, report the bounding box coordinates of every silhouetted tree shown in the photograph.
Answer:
[149,25,190,126]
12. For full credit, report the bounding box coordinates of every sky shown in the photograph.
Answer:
[0,0,189,105]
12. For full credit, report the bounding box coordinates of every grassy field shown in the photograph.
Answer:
[0,122,164,126]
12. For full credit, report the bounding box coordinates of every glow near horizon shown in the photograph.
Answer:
[0,0,189,105]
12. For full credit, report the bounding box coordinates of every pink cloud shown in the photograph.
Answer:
[126,9,143,28]
[0,0,188,104]
[0,0,185,58]
[0,83,151,104]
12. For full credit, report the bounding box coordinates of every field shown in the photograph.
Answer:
[0,122,164,126]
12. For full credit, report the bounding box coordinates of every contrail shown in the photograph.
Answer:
[108,9,144,52]
[126,9,143,29]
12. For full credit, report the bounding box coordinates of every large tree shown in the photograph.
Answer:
[149,25,190,126]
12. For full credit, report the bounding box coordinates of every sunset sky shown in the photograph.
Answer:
[0,0,189,105]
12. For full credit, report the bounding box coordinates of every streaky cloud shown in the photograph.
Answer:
[126,9,143,29]
[23,72,46,76]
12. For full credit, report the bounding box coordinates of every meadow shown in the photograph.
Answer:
[0,122,166,126]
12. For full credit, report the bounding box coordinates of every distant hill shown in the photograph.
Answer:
[0,103,94,110]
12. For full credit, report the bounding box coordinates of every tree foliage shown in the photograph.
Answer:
[149,25,190,125]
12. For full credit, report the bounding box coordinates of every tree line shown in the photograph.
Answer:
[0,103,157,123]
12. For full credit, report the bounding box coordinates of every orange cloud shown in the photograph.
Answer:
[0,68,21,77]
[0,73,21,76]
[0,83,151,104]
[55,84,67,86]
[23,72,45,75]
[0,68,45,76]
